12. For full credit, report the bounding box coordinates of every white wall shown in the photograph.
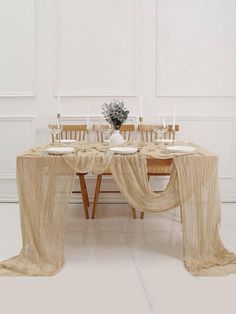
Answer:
[0,0,236,202]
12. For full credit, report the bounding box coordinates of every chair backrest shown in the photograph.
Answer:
[49,124,88,142]
[93,124,111,143]
[138,124,180,142]
[120,124,135,141]
[93,124,135,142]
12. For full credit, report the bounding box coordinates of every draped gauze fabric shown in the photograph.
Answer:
[0,155,75,276]
[0,143,236,276]
[110,153,236,276]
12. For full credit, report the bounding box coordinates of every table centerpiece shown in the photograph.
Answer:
[101,100,129,147]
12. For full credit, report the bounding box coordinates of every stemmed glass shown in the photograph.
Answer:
[152,116,168,141]
[98,117,113,143]
[49,125,63,146]
[49,113,63,146]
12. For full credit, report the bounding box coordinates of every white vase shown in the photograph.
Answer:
[109,130,124,147]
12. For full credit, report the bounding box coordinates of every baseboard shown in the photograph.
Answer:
[0,196,19,203]
[221,198,236,203]
[0,196,236,204]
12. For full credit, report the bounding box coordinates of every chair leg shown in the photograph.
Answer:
[131,207,137,219]
[84,177,90,207]
[180,207,183,224]
[92,174,102,219]
[140,175,150,220]
[140,212,145,219]
[81,174,90,207]
[78,174,89,219]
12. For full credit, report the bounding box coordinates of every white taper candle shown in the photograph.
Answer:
[57,95,61,113]
[86,105,90,126]
[173,105,176,130]
[139,95,143,117]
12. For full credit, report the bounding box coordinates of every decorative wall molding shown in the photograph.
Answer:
[0,0,36,98]
[53,0,138,97]
[0,116,36,179]
[0,175,16,180]
[0,115,36,122]
[61,114,138,124]
[156,0,236,97]
[0,115,36,123]
[175,116,236,179]
[54,91,138,97]
[0,92,35,98]
[0,196,19,203]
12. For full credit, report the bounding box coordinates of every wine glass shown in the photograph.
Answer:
[98,117,113,143]
[152,116,168,141]
[49,125,63,145]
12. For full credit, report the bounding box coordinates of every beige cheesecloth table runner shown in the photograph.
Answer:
[0,142,236,276]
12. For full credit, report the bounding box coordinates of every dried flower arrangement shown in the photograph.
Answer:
[101,100,129,130]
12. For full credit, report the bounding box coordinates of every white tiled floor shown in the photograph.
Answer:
[0,202,236,314]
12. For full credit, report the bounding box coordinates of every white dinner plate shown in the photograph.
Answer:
[110,147,138,154]
[45,147,75,155]
[166,146,196,153]
[155,139,176,145]
[55,139,78,144]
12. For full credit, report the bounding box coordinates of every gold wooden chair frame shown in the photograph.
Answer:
[49,124,90,219]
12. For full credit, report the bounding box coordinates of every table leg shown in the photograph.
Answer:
[92,174,102,219]
[140,212,145,219]
[78,174,89,219]
[131,207,137,219]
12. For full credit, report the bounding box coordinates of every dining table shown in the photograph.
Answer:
[0,140,236,277]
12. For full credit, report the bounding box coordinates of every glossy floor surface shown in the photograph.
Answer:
[0,203,236,314]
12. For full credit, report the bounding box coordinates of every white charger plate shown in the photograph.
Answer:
[45,147,75,155]
[55,139,78,144]
[110,147,138,154]
[166,146,196,153]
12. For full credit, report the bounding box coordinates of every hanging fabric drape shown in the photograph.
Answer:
[0,142,235,276]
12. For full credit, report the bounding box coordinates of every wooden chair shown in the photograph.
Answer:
[49,124,90,219]
[49,124,88,142]
[137,124,180,219]
[91,124,136,219]
[120,124,135,140]
[93,124,111,143]
[93,124,135,143]
[138,124,179,142]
